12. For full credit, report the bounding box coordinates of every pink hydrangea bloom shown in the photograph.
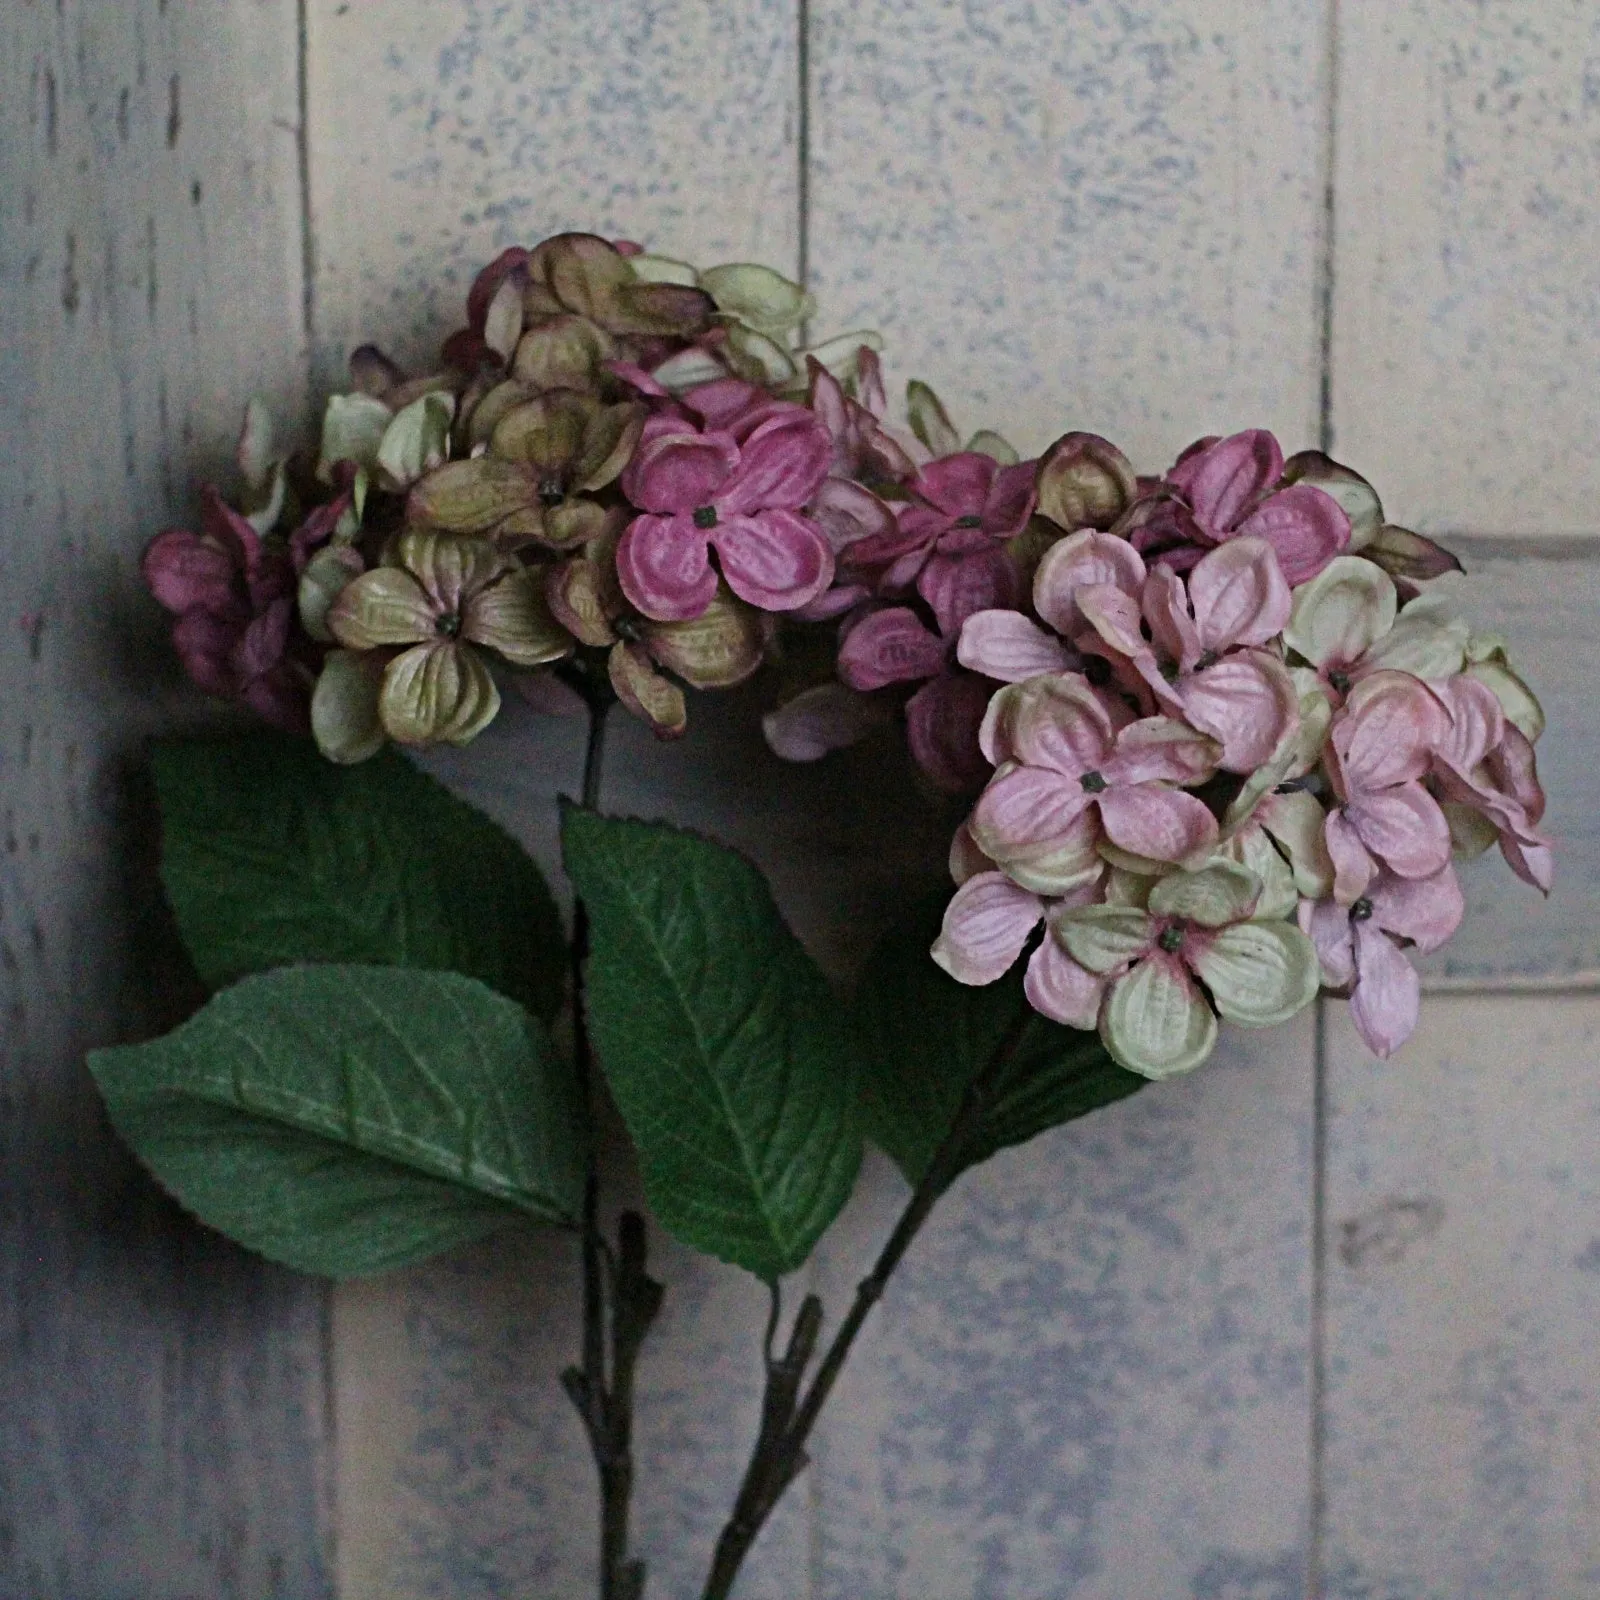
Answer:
[1300,864,1465,1058]
[616,406,835,621]
[142,487,306,731]
[1129,429,1350,585]
[1323,670,1453,903]
[969,674,1220,894]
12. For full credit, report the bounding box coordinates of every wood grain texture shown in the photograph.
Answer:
[305,0,802,387]
[0,0,330,1595]
[808,0,1333,469]
[812,1017,1316,1599]
[1331,1,1600,537]
[1320,995,1600,1598]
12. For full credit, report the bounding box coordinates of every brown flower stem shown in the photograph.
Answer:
[698,1007,1035,1600]
[560,687,663,1600]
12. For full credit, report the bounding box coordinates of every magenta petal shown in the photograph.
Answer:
[793,583,871,622]
[616,513,718,621]
[981,459,1039,537]
[931,871,1044,985]
[913,453,998,518]
[1236,484,1351,585]
[1024,935,1105,1028]
[957,610,1074,682]
[1300,897,1357,987]
[231,596,292,681]
[906,672,994,792]
[171,608,244,697]
[837,607,947,691]
[201,486,263,572]
[242,667,310,735]
[917,547,1022,638]
[1178,652,1298,772]
[1169,430,1283,532]
[716,413,833,515]
[1187,536,1291,650]
[1367,864,1464,954]
[808,477,898,553]
[1350,921,1420,1059]
[1349,782,1451,880]
[684,377,778,434]
[623,425,740,514]
[1097,784,1218,863]
[143,531,238,615]
[710,509,834,613]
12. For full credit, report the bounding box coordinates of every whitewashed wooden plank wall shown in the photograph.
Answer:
[5,0,1598,1596]
[0,1,330,1595]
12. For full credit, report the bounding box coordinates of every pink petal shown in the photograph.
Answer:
[837,607,947,690]
[1299,897,1356,987]
[906,672,993,792]
[1077,583,1160,680]
[1024,935,1106,1029]
[957,610,1074,682]
[1350,921,1420,1058]
[622,425,739,514]
[1005,678,1119,777]
[972,764,1094,857]
[1235,484,1351,585]
[710,509,835,613]
[1096,784,1219,863]
[716,413,833,515]
[1033,529,1146,639]
[143,531,237,615]
[1335,671,1451,790]
[1348,781,1452,880]
[1140,566,1202,671]
[1367,864,1465,953]
[1104,716,1221,786]
[1487,724,1546,826]
[1168,429,1283,533]
[762,682,884,763]
[808,478,898,553]
[858,347,889,417]
[981,459,1039,537]
[1178,651,1299,773]
[913,453,998,519]
[1325,809,1377,904]
[1187,536,1291,651]
[616,513,718,621]
[930,871,1044,985]
[1432,675,1506,774]
[917,547,1023,638]
[1501,835,1555,894]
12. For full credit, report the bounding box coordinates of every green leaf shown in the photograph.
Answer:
[561,807,862,1281]
[854,890,1145,1186]
[152,731,565,1020]
[89,965,585,1276]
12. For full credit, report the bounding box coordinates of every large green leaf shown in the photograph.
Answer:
[855,890,1145,1187]
[89,964,585,1276]
[562,807,862,1281]
[151,731,565,1020]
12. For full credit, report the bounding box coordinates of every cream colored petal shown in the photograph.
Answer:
[1283,555,1396,669]
[1193,921,1321,1028]
[1055,905,1153,975]
[700,262,815,336]
[317,391,392,483]
[311,649,388,764]
[379,641,501,746]
[327,567,436,650]
[1148,858,1262,926]
[298,544,366,644]
[1218,825,1300,921]
[1102,957,1218,1080]
[1259,788,1336,900]
[376,391,456,491]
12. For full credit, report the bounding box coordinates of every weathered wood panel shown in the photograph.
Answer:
[814,1017,1317,1599]
[0,0,330,1595]
[1330,2,1600,537]
[808,0,1333,468]
[1320,995,1600,1597]
[302,4,826,1593]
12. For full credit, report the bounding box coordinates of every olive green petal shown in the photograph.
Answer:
[409,458,536,535]
[646,586,765,689]
[546,558,618,648]
[327,567,436,650]
[574,402,646,493]
[463,568,574,667]
[379,641,501,747]
[396,528,508,615]
[310,649,388,765]
[609,642,687,739]
[511,315,615,392]
[463,378,539,452]
[491,393,588,472]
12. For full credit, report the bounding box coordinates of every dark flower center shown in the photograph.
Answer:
[693,505,719,529]
[435,611,463,638]
[538,476,566,508]
[1158,925,1185,953]
[1275,777,1309,795]
[1350,896,1374,922]
[1083,657,1112,688]
[1159,659,1181,683]
[1080,770,1108,794]
[1329,669,1352,694]
[954,514,985,529]
[1195,649,1220,672]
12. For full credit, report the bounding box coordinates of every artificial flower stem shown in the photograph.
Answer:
[560,688,663,1600]
[699,1005,1036,1600]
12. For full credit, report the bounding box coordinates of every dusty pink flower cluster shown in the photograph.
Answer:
[142,235,1550,1070]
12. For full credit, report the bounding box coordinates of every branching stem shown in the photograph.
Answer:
[698,1007,1035,1600]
